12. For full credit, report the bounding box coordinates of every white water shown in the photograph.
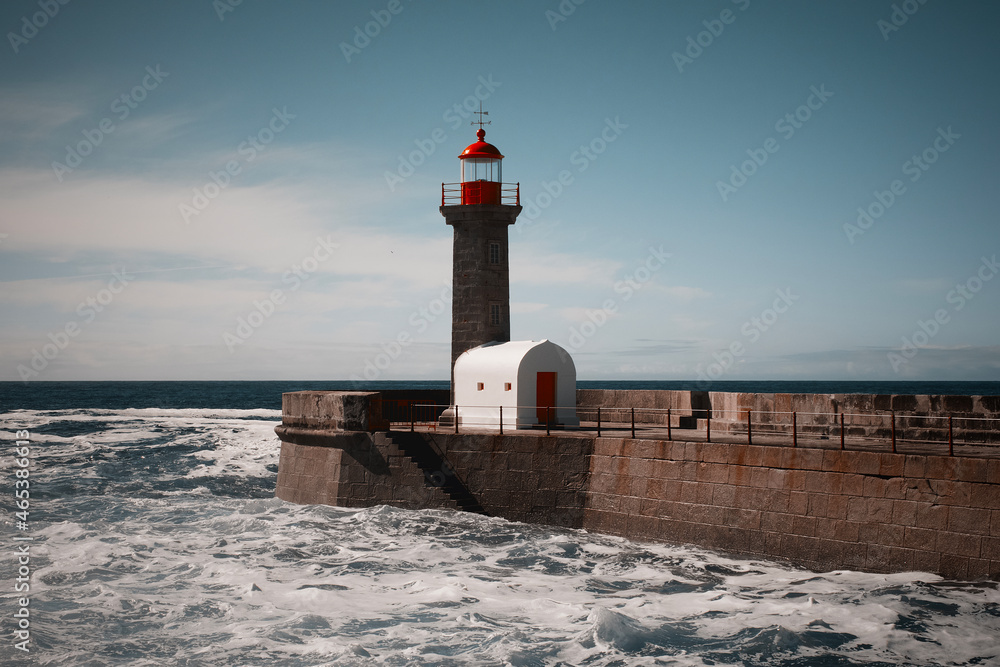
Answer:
[2,408,998,666]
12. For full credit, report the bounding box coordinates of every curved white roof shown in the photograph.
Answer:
[454,339,574,374]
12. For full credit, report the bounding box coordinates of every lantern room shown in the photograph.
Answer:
[459,128,503,205]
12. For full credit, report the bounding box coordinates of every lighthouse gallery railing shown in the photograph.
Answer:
[441,182,520,206]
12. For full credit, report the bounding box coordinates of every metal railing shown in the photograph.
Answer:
[378,400,1000,457]
[441,182,520,206]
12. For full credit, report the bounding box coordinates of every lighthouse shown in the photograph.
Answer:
[440,116,579,430]
[440,122,522,397]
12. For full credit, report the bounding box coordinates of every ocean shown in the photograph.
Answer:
[2,381,999,666]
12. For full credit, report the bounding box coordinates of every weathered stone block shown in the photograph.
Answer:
[727,465,750,486]
[630,476,649,498]
[981,536,1000,561]
[937,531,982,558]
[846,497,868,522]
[620,495,641,516]
[926,456,958,481]
[884,478,907,500]
[877,523,906,548]
[281,391,384,431]
[593,439,620,457]
[788,491,809,515]
[971,483,1000,510]
[789,514,816,537]
[879,453,905,477]
[841,474,865,496]
[743,446,766,467]
[628,457,654,478]
[940,554,970,579]
[807,493,829,518]
[851,452,882,475]
[762,447,784,469]
[823,449,845,472]
[826,494,849,519]
[696,462,729,484]
[700,443,731,464]
[948,506,992,535]
[622,439,656,459]
[694,483,714,505]
[781,534,821,563]
[654,459,680,480]
[943,395,974,413]
[863,476,888,498]
[904,455,927,478]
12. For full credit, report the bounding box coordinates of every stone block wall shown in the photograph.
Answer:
[425,431,592,527]
[275,390,1000,579]
[583,437,1000,579]
[276,429,593,528]
[275,432,461,510]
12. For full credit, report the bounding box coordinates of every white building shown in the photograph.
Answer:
[452,340,578,431]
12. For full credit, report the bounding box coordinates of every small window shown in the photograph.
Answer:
[490,304,501,326]
[504,382,512,391]
[477,382,484,391]
[488,242,500,265]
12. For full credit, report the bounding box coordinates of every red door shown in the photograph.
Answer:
[536,372,556,424]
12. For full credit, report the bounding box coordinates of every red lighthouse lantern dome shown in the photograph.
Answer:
[458,128,503,204]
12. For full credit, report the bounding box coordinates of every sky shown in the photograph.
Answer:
[1,0,997,382]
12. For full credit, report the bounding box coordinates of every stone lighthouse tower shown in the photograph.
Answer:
[440,122,521,402]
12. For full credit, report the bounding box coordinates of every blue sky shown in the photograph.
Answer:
[1,0,997,382]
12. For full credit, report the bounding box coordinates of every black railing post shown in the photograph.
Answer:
[455,406,459,434]
[948,415,953,456]
[840,413,845,450]
[499,405,503,435]
[667,408,672,441]
[792,412,797,448]
[546,406,551,436]
[631,407,635,439]
[597,407,601,437]
[410,401,414,432]
[891,411,896,453]
[747,410,752,446]
[706,416,711,443]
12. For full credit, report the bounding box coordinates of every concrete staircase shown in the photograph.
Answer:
[383,432,487,515]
